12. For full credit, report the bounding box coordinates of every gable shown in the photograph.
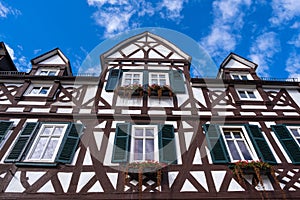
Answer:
[39,54,66,65]
[224,59,250,69]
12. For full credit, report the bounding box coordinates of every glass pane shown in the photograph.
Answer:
[160,80,167,85]
[145,128,154,137]
[42,138,59,159]
[238,91,247,98]
[42,127,53,135]
[134,139,143,160]
[40,87,49,94]
[124,79,131,85]
[248,91,256,99]
[40,71,48,75]
[297,139,300,144]
[145,139,154,160]
[291,129,299,136]
[125,74,132,79]
[135,128,143,136]
[48,71,57,76]
[237,141,252,160]
[151,79,158,84]
[133,79,140,84]
[29,137,48,159]
[233,131,242,138]
[151,74,158,78]
[30,87,40,95]
[133,74,140,78]
[159,74,166,78]
[241,75,248,80]
[53,127,63,136]
[227,141,240,160]
[232,75,239,80]
[224,131,231,138]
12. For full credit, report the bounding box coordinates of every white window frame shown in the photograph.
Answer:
[220,126,258,162]
[25,84,52,96]
[36,68,60,76]
[149,72,169,86]
[231,73,250,80]
[287,126,300,146]
[24,123,68,163]
[130,125,159,162]
[121,72,143,86]
[237,89,260,100]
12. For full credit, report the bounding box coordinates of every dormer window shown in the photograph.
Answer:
[149,72,169,86]
[231,74,248,80]
[25,85,52,96]
[36,68,59,76]
[121,72,143,86]
[238,90,256,99]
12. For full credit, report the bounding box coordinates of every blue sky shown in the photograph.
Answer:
[0,0,300,79]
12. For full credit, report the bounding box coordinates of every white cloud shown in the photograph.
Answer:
[269,0,300,26]
[87,0,187,38]
[0,2,20,18]
[4,43,31,72]
[200,0,252,62]
[288,33,300,48]
[285,52,300,80]
[248,32,281,77]
[4,43,16,60]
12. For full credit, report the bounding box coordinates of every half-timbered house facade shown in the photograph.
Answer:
[0,32,300,199]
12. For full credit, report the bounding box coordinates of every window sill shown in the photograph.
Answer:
[15,162,58,167]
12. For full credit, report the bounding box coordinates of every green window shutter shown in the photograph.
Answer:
[158,124,177,164]
[272,125,300,164]
[245,125,276,164]
[112,123,131,163]
[203,124,230,164]
[5,122,39,163]
[0,121,13,143]
[105,69,122,92]
[169,70,185,94]
[56,123,84,164]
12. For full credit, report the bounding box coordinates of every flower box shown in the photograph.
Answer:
[147,85,173,98]
[117,84,144,98]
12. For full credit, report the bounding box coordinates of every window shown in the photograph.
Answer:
[222,128,256,161]
[121,72,143,86]
[149,72,169,86]
[231,74,248,80]
[204,124,276,164]
[272,125,300,164]
[112,123,177,164]
[131,125,158,162]
[5,122,84,165]
[237,90,256,99]
[36,68,59,76]
[25,124,67,162]
[26,85,51,96]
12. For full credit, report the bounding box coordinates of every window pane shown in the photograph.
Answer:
[146,128,154,137]
[159,74,166,78]
[133,74,140,78]
[124,79,131,85]
[145,139,154,160]
[125,74,132,79]
[238,91,247,98]
[224,131,231,138]
[237,141,252,160]
[248,91,256,99]
[30,87,40,94]
[160,80,167,85]
[40,87,49,94]
[42,138,59,159]
[29,137,48,159]
[291,129,300,137]
[151,79,158,84]
[53,127,63,136]
[134,139,143,160]
[48,71,57,76]
[233,131,242,138]
[135,128,143,137]
[133,79,140,84]
[241,75,248,80]
[227,141,240,160]
[151,74,158,78]
[42,127,53,135]
[232,75,239,80]
[40,71,48,75]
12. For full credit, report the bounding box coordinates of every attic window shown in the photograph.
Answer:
[36,68,59,76]
[25,85,52,96]
[231,74,248,80]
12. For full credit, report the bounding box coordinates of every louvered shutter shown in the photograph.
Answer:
[0,121,13,143]
[169,70,185,94]
[56,123,84,164]
[112,123,131,163]
[245,124,276,164]
[203,124,229,163]
[158,124,177,164]
[272,125,300,164]
[105,69,122,92]
[5,122,39,163]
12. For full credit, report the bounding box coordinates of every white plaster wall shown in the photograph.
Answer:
[40,54,65,64]
[116,97,142,107]
[192,88,207,107]
[148,97,173,107]
[288,89,300,108]
[225,59,249,69]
